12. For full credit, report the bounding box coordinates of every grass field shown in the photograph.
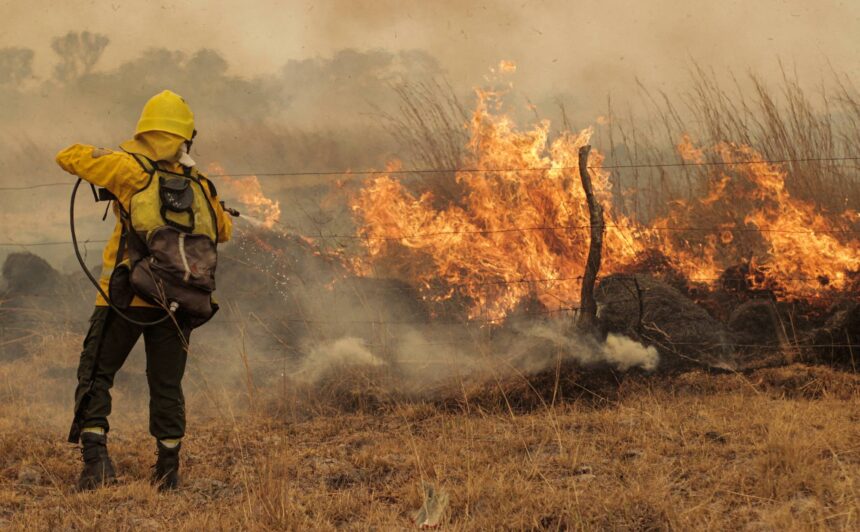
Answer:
[0,332,857,530]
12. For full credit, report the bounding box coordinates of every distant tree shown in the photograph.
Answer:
[51,31,109,82]
[0,47,34,86]
[186,49,228,77]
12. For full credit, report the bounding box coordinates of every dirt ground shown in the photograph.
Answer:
[0,332,857,531]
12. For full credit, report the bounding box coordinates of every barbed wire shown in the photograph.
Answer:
[318,225,860,241]
[0,306,581,327]
[0,182,70,191]
[6,282,857,299]
[0,241,854,295]
[5,221,855,248]
[4,156,856,249]
[203,154,860,178]
[0,239,853,289]
[5,154,860,192]
[0,239,109,247]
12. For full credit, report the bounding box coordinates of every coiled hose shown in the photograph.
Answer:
[70,178,171,326]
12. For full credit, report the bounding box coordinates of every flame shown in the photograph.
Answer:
[656,140,860,293]
[723,144,857,291]
[206,163,281,228]
[350,89,645,320]
[498,60,517,73]
[676,133,705,164]
[348,87,859,321]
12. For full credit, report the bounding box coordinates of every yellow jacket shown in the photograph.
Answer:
[56,143,233,307]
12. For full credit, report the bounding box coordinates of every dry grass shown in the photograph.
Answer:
[0,332,857,530]
[383,67,860,227]
[607,65,860,222]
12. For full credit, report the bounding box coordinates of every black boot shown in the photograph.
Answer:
[153,440,181,491]
[77,432,117,491]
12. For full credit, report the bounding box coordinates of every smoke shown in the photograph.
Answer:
[288,319,658,391]
[295,337,384,383]
[602,333,659,371]
[4,1,850,102]
[506,321,658,374]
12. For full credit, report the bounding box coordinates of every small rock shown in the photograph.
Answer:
[202,478,227,490]
[17,465,41,486]
[572,464,593,476]
[704,431,728,444]
[621,449,643,460]
[129,517,160,531]
[191,478,229,496]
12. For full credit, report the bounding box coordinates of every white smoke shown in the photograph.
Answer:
[601,333,659,371]
[292,321,659,387]
[294,337,384,383]
[507,321,659,373]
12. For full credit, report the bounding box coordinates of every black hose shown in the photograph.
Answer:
[70,178,171,326]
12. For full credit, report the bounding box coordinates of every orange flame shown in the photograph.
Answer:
[207,163,281,228]
[718,143,856,292]
[498,60,517,73]
[348,88,859,320]
[351,89,645,319]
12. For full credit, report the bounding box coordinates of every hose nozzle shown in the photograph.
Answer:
[220,201,240,217]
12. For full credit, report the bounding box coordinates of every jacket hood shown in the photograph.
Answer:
[120,131,187,163]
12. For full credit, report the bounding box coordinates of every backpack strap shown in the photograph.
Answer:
[128,152,157,175]
[191,169,221,242]
[117,150,156,259]
[113,195,149,259]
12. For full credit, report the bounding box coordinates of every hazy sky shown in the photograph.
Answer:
[2,0,858,100]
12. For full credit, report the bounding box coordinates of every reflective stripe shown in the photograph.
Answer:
[178,232,191,282]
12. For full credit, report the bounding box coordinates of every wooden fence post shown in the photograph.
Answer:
[576,145,605,334]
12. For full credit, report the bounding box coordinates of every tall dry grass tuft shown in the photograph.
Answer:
[607,64,860,221]
[381,66,860,228]
[378,79,470,207]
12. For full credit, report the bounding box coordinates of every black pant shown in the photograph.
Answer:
[72,307,191,441]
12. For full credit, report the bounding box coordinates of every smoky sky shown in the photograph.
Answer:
[3,0,858,97]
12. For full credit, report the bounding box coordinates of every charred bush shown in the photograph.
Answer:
[810,301,860,368]
[2,252,61,295]
[596,273,733,371]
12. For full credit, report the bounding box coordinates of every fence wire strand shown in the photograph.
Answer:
[5,154,860,191]
[2,221,859,248]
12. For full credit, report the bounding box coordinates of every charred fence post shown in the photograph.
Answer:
[576,145,605,334]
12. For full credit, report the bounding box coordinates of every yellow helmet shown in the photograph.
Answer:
[135,90,195,140]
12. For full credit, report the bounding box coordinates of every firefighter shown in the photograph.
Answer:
[56,90,233,491]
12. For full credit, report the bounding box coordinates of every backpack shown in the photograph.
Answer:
[108,152,220,328]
